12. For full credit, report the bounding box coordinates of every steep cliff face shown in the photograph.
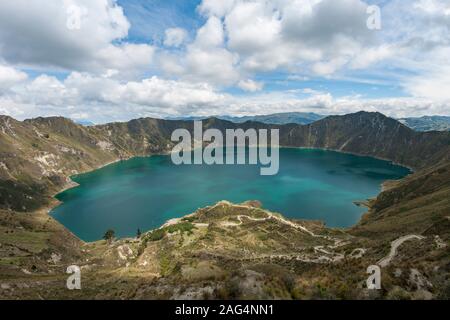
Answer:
[0,112,449,211]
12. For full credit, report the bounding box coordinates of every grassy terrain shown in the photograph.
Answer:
[0,197,448,300]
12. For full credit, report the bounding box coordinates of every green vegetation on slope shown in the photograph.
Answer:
[1,200,448,300]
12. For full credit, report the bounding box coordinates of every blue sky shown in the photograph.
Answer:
[118,0,406,99]
[118,0,203,44]
[0,0,449,123]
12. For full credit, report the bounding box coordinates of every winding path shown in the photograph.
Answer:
[213,201,366,263]
[217,201,328,239]
[377,235,425,268]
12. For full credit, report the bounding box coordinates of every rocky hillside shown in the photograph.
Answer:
[277,112,450,169]
[1,199,448,299]
[352,160,450,239]
[0,116,119,211]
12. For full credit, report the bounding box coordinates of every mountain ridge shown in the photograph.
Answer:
[166,112,450,132]
[0,110,449,299]
[1,111,450,212]
[167,112,325,125]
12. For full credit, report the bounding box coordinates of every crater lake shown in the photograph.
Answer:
[51,148,410,241]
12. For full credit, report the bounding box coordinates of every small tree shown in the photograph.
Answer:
[137,228,142,239]
[103,229,115,243]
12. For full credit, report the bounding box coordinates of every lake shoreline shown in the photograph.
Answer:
[46,147,412,244]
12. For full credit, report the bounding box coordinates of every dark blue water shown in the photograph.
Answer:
[51,148,410,241]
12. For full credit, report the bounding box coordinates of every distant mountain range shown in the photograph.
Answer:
[167,112,324,125]
[398,116,450,132]
[167,112,450,132]
[218,112,325,125]
[74,120,95,126]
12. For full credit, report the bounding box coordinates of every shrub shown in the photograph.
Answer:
[147,229,165,242]
[387,287,412,300]
[166,222,196,235]
[144,222,196,243]
[103,229,115,243]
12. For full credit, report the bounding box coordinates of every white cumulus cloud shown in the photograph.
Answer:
[164,28,189,48]
[238,79,264,92]
[0,64,28,90]
[0,0,154,75]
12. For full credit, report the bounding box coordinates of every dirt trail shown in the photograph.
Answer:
[378,235,425,268]
[217,201,327,239]
[215,201,366,263]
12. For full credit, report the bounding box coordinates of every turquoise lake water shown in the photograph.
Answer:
[51,148,410,241]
